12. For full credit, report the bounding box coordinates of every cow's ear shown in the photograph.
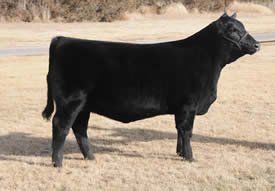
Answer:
[231,12,237,19]
[221,12,228,18]
[218,12,228,21]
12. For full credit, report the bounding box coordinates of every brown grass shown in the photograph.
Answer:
[0,14,274,190]
[0,13,275,49]
[0,38,274,191]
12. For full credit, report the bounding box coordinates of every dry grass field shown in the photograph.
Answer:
[0,13,275,48]
[0,14,275,191]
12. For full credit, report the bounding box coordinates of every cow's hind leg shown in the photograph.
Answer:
[52,92,86,167]
[72,111,94,160]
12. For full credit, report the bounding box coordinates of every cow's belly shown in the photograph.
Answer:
[87,93,168,123]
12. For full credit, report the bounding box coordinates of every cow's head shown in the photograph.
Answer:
[215,12,260,57]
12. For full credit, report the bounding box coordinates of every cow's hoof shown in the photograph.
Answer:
[177,152,195,162]
[186,158,196,162]
[183,157,196,162]
[177,152,183,157]
[84,153,95,160]
[53,161,62,168]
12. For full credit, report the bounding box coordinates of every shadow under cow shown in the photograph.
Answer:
[0,126,274,162]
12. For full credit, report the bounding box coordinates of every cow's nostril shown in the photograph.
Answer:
[255,43,261,50]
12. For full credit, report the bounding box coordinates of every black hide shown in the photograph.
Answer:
[42,14,260,167]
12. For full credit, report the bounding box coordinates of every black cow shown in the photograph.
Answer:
[42,13,260,167]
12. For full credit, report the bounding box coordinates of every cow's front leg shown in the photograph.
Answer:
[176,129,182,156]
[175,107,196,161]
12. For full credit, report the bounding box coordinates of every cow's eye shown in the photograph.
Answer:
[228,26,237,33]
[232,28,237,33]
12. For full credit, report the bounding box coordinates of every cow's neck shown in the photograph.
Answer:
[176,22,240,67]
[214,40,243,67]
[180,24,227,96]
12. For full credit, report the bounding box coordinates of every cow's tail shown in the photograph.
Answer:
[42,74,54,120]
[42,37,59,120]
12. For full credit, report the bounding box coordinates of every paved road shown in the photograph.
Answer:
[0,46,48,57]
[0,33,274,57]
[254,33,275,42]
